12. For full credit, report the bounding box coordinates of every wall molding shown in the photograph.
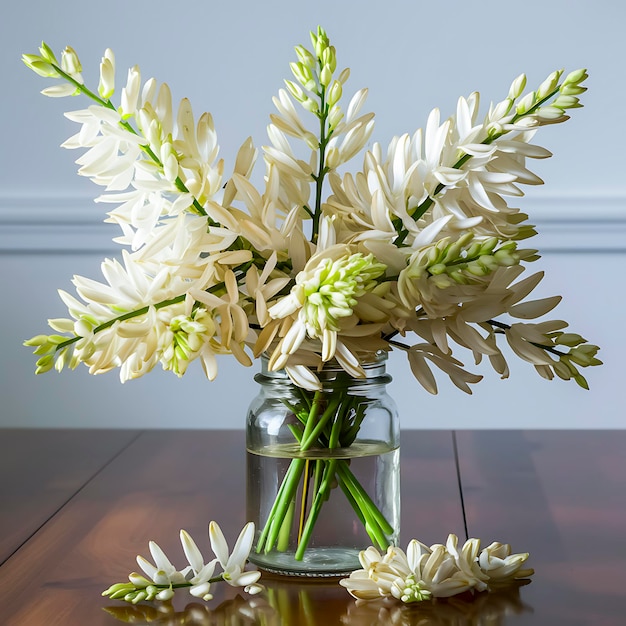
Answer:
[1,193,625,253]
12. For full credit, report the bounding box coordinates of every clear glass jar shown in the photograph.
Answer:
[246,354,400,577]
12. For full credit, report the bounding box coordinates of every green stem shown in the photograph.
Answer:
[311,68,330,244]
[300,396,341,450]
[294,459,337,560]
[486,318,566,357]
[258,458,306,553]
[336,462,394,536]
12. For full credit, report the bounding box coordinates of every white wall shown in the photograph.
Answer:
[1,0,624,428]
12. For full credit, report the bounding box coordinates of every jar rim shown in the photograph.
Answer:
[255,351,391,387]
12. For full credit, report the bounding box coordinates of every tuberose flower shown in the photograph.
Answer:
[340,534,533,604]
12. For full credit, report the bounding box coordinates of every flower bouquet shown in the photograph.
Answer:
[24,27,600,573]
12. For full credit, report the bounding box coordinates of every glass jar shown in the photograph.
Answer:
[246,354,400,577]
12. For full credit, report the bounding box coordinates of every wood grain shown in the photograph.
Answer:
[456,430,626,626]
[0,429,139,565]
[0,430,462,625]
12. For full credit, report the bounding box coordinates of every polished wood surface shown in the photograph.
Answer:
[1,429,624,625]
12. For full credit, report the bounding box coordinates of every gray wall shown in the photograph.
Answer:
[1,0,624,428]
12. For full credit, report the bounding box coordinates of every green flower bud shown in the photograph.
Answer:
[320,64,333,87]
[560,83,587,96]
[294,45,315,69]
[22,55,58,78]
[23,334,51,347]
[555,333,586,347]
[536,70,562,99]
[313,26,330,58]
[35,354,55,374]
[508,73,527,99]
[552,359,572,380]
[479,237,498,254]
[284,79,307,102]
[478,255,499,271]
[321,46,337,73]
[290,61,313,87]
[429,263,447,275]
[563,68,588,86]
[466,261,488,276]
[327,79,342,106]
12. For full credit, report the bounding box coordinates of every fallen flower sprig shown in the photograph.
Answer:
[339,534,533,603]
[102,522,263,604]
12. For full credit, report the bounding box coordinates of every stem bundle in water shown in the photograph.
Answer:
[255,384,394,560]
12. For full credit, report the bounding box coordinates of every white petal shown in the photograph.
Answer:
[190,559,217,584]
[136,555,157,580]
[227,522,255,571]
[180,529,205,573]
[208,521,229,568]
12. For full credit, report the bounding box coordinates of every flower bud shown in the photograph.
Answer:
[560,83,587,96]
[491,98,513,120]
[38,42,58,63]
[284,79,307,102]
[327,79,342,106]
[508,73,527,99]
[327,104,344,129]
[301,97,319,113]
[320,64,333,87]
[35,354,54,374]
[128,572,152,588]
[290,61,313,87]
[536,70,562,100]
[61,46,82,76]
[22,54,58,78]
[515,92,536,115]
[294,45,315,68]
[156,587,175,601]
[98,49,115,99]
[555,333,586,347]
[553,95,581,109]
[563,68,588,86]
[321,46,337,73]
[535,106,566,121]
[337,68,351,84]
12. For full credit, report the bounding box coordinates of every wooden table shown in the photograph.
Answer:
[1,430,624,625]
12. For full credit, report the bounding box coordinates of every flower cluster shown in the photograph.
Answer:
[102,522,262,604]
[339,534,533,603]
[23,27,601,393]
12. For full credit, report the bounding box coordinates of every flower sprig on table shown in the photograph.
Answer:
[23,27,600,393]
[339,534,533,603]
[102,525,531,607]
[102,522,262,604]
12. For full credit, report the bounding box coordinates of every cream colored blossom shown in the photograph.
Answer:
[24,36,599,393]
[340,534,532,604]
[267,247,386,371]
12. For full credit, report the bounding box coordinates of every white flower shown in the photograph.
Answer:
[136,540,188,586]
[179,529,218,601]
[340,534,532,604]
[267,246,386,371]
[209,521,263,594]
